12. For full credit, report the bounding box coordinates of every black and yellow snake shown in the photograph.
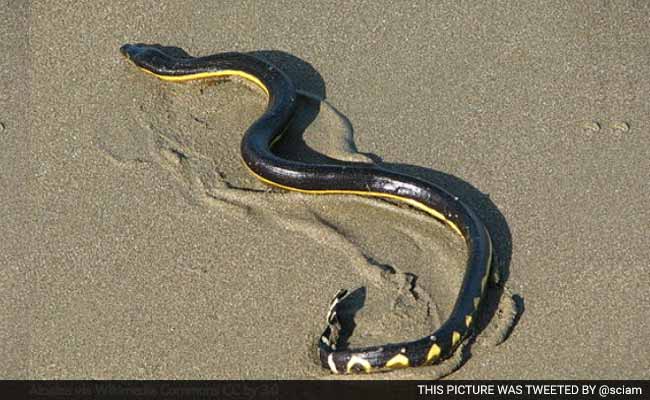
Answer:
[120,43,493,374]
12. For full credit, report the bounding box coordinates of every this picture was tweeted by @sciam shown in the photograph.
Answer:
[416,382,645,398]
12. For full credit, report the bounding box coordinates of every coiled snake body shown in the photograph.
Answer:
[120,44,492,374]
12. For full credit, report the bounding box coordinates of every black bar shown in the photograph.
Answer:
[1,380,648,400]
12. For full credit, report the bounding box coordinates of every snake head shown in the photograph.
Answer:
[121,43,191,61]
[119,43,143,59]
[120,43,166,65]
[120,43,196,76]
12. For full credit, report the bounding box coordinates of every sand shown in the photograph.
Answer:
[2,1,648,379]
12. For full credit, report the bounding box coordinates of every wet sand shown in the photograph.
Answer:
[2,1,649,378]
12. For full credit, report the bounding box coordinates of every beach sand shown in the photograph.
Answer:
[2,1,648,379]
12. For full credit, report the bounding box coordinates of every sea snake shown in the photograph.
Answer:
[120,43,493,374]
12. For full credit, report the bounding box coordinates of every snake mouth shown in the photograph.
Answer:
[119,44,164,71]
[119,43,133,58]
[120,43,146,61]
[120,43,160,62]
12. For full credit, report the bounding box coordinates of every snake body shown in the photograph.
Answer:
[120,43,492,374]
